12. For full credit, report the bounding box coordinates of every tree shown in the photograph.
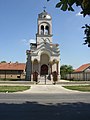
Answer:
[47,0,90,47]
[60,65,74,79]
[47,0,90,16]
[82,24,90,47]
[1,61,6,63]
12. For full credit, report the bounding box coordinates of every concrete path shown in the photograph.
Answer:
[18,80,81,94]
[19,85,80,94]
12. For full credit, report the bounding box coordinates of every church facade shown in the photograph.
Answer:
[26,10,60,81]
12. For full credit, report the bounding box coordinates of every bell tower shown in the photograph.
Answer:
[36,10,53,44]
[26,9,60,81]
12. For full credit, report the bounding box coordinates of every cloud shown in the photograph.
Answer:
[29,39,36,43]
[76,12,83,16]
[21,38,36,46]
[21,39,28,45]
[21,39,27,43]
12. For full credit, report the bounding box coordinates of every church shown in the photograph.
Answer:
[26,10,60,81]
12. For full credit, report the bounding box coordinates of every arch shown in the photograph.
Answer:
[39,22,50,27]
[38,22,50,35]
[41,64,48,75]
[40,53,50,63]
[38,49,51,58]
[40,53,50,75]
[33,59,39,72]
[41,25,44,35]
[45,25,49,35]
[33,59,38,63]
[53,59,57,63]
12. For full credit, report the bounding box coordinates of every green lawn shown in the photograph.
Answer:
[63,85,90,92]
[0,86,30,93]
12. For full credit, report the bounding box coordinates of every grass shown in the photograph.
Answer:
[63,85,90,92]
[0,86,30,93]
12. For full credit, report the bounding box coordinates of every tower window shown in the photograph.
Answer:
[45,25,49,35]
[41,25,44,35]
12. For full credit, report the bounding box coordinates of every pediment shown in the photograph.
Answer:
[31,42,60,56]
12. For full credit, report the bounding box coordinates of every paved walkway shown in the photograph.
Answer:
[19,84,80,94]
[18,80,84,94]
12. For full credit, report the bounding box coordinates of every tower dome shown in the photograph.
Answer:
[38,10,51,19]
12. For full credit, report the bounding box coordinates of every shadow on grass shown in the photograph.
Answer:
[0,101,90,120]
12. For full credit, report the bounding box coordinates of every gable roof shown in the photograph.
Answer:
[31,42,60,55]
[0,63,26,71]
[74,63,90,72]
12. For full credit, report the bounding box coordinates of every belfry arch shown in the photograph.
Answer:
[41,25,44,35]
[45,25,49,35]
[39,22,50,35]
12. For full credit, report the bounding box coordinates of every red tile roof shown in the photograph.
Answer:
[74,63,90,72]
[0,63,26,71]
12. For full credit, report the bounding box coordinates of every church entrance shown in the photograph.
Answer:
[41,64,48,75]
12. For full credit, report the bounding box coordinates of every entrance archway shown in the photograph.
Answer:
[41,64,48,75]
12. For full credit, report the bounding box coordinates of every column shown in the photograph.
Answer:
[49,61,52,74]
[57,61,60,80]
[57,61,58,74]
[38,61,40,74]
[51,62,52,74]
[31,60,33,81]
[31,60,33,74]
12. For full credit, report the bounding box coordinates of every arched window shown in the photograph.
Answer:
[45,25,49,35]
[41,25,44,35]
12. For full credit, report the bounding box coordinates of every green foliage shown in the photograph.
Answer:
[60,65,74,79]
[82,24,90,47]
[0,61,6,63]
[56,0,75,11]
[81,0,90,17]
[47,0,90,47]
[47,0,90,17]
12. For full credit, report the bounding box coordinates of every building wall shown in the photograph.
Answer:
[67,72,90,81]
[85,72,90,80]
[0,70,25,80]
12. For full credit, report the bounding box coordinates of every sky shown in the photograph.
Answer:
[0,0,90,69]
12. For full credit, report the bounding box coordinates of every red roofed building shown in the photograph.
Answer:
[67,63,90,81]
[74,63,90,73]
[0,62,26,80]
